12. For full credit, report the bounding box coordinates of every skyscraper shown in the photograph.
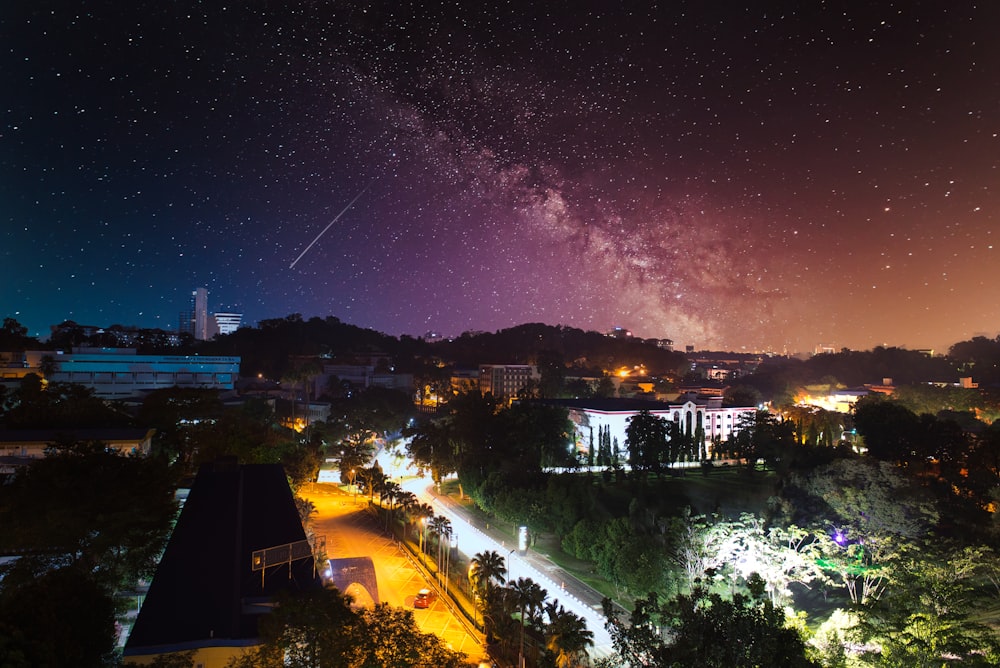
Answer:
[192,288,209,340]
[179,287,210,340]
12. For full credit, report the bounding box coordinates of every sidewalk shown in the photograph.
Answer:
[427,486,626,619]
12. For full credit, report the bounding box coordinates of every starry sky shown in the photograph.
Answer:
[3,2,999,353]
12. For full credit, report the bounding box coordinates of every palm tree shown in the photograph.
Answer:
[509,577,547,668]
[428,514,452,574]
[395,491,418,539]
[381,480,402,530]
[436,517,454,592]
[362,466,387,504]
[470,550,507,598]
[543,601,593,668]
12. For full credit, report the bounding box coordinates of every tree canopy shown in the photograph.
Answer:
[601,575,819,668]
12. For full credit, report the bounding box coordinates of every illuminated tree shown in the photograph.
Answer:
[470,550,508,597]
[669,511,826,604]
[601,575,819,667]
[797,459,938,605]
[855,540,1000,667]
[228,589,467,668]
[543,601,594,668]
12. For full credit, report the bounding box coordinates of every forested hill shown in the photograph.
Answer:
[433,323,689,375]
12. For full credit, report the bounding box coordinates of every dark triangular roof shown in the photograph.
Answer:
[124,460,320,654]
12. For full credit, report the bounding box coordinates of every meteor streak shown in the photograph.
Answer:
[289,179,375,269]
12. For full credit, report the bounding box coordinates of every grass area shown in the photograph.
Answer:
[441,468,784,613]
[536,533,626,603]
[584,466,780,522]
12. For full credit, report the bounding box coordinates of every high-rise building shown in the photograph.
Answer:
[192,287,209,340]
[214,312,242,335]
[178,287,210,340]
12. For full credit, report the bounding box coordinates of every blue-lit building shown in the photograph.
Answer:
[12,348,240,399]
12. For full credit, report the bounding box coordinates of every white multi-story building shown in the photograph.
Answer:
[545,395,756,459]
[214,312,242,335]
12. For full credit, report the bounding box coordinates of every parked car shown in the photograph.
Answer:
[413,588,435,609]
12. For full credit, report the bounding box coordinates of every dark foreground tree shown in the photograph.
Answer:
[0,440,177,591]
[0,565,118,668]
[600,574,818,668]
[227,587,467,668]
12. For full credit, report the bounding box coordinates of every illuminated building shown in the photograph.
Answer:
[544,395,756,459]
[478,364,538,402]
[7,349,240,399]
[178,287,211,340]
[214,312,242,335]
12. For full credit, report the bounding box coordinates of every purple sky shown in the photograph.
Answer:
[3,2,998,353]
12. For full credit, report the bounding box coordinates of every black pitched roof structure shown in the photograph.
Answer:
[124,459,321,658]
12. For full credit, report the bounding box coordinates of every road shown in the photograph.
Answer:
[302,484,488,664]
[400,477,616,661]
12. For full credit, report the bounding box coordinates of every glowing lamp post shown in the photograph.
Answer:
[419,517,428,566]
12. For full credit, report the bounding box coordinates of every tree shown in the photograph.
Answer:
[601,575,819,667]
[794,459,938,605]
[536,349,567,398]
[228,588,467,668]
[856,540,1000,667]
[2,379,132,429]
[543,601,593,668]
[0,440,178,591]
[852,397,925,464]
[404,419,459,485]
[728,409,797,474]
[509,577,548,668]
[470,550,508,597]
[470,550,508,639]
[136,387,225,464]
[0,318,35,350]
[358,603,468,668]
[0,565,118,668]
[625,409,669,477]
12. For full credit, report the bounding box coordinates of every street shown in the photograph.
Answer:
[301,484,488,664]
[400,477,616,661]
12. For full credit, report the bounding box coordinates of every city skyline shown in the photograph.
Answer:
[3,3,998,353]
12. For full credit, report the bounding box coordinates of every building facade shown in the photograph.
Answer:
[213,312,242,336]
[545,396,756,460]
[478,364,538,402]
[8,349,240,399]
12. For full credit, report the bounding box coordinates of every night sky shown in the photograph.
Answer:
[3,2,998,353]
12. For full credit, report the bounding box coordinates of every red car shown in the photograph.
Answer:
[413,588,435,609]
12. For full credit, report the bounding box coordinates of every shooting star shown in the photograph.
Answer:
[289,179,375,269]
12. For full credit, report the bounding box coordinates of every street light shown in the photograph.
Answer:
[419,517,428,566]
[468,563,479,628]
[349,468,357,504]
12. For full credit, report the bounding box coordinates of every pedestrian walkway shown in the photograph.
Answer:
[402,478,616,661]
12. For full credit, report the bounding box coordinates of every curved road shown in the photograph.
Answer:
[400,477,616,661]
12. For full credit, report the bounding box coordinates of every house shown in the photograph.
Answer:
[123,460,321,667]
[0,427,155,480]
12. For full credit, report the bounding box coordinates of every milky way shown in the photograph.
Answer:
[3,2,998,352]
